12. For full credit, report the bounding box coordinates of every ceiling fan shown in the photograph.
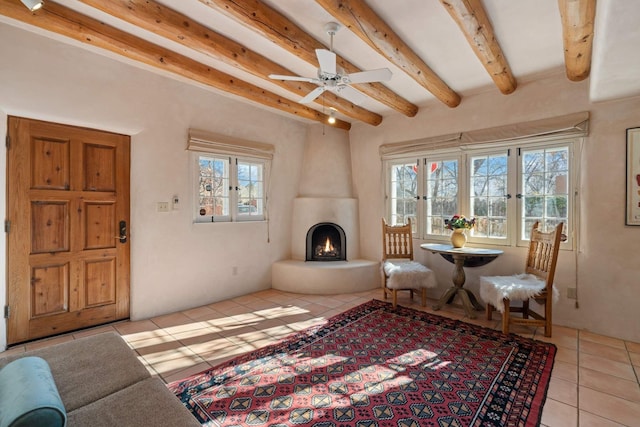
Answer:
[268,22,392,105]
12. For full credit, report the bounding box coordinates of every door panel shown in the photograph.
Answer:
[84,202,116,249]
[31,263,69,317]
[84,258,116,307]
[7,116,130,344]
[83,143,116,191]
[30,137,70,190]
[31,201,70,253]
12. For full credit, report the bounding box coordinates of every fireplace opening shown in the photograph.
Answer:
[306,223,346,261]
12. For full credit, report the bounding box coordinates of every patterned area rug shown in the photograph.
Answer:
[168,300,556,426]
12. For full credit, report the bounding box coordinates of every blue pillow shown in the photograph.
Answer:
[0,356,66,427]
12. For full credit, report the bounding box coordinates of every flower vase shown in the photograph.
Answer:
[450,228,467,248]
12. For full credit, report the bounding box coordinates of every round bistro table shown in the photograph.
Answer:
[420,243,503,319]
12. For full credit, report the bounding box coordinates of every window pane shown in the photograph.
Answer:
[470,153,508,238]
[425,159,458,235]
[520,146,569,239]
[237,160,264,216]
[198,155,229,217]
[390,163,418,227]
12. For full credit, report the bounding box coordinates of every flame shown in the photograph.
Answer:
[324,237,333,252]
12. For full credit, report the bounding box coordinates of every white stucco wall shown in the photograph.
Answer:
[350,73,640,343]
[298,125,353,198]
[0,23,308,348]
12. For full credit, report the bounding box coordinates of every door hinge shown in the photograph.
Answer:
[5,135,10,149]
[4,220,9,233]
[4,305,9,319]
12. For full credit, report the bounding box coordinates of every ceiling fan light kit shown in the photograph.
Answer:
[269,21,392,112]
[327,107,337,124]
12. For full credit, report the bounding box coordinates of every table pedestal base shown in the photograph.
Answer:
[432,252,484,319]
[421,243,503,320]
[432,286,484,319]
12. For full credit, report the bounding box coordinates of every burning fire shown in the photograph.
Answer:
[314,234,339,259]
[324,237,334,253]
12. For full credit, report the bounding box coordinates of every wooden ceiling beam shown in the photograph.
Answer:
[198,0,419,117]
[0,0,351,130]
[439,0,517,95]
[558,0,596,81]
[78,0,382,126]
[315,0,461,108]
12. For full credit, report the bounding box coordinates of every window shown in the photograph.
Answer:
[425,158,459,236]
[519,145,569,241]
[470,151,508,240]
[198,155,230,218]
[386,139,576,247]
[188,129,273,223]
[236,159,265,219]
[195,154,267,222]
[388,161,418,229]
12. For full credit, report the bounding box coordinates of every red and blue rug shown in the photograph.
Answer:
[168,300,555,426]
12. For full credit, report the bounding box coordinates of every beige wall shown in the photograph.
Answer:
[349,73,640,343]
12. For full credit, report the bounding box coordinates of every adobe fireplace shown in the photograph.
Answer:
[271,126,379,294]
[306,222,346,261]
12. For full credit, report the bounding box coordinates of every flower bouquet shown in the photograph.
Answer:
[445,214,476,230]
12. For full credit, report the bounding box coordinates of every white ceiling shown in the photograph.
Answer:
[3,0,640,123]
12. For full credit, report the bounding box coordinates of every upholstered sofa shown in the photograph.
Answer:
[0,332,200,426]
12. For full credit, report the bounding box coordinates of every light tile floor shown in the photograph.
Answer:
[5,289,640,426]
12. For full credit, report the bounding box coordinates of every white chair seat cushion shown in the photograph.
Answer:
[479,273,559,313]
[383,260,437,290]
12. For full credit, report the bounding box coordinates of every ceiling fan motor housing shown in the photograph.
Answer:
[324,22,342,37]
[317,67,345,86]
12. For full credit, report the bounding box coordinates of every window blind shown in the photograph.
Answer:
[187,129,275,160]
[380,111,589,159]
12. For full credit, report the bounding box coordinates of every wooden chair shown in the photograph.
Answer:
[480,221,563,337]
[382,218,436,308]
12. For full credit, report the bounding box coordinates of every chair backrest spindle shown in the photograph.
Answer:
[382,218,414,261]
[524,221,563,292]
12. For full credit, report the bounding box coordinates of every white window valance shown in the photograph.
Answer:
[380,111,589,159]
[187,129,275,160]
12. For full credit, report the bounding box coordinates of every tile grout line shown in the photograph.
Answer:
[576,329,581,425]
[625,341,640,386]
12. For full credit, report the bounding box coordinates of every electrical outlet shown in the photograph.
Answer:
[567,287,577,299]
[172,195,180,210]
[157,202,170,212]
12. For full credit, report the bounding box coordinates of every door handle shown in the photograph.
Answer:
[117,220,127,244]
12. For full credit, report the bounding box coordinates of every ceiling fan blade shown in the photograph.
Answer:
[315,49,336,75]
[299,86,326,104]
[334,85,367,105]
[345,68,392,84]
[269,74,317,83]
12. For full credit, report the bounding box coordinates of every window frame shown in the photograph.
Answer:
[192,152,270,223]
[465,147,513,246]
[385,158,421,232]
[384,136,579,249]
[514,139,575,248]
[422,153,464,239]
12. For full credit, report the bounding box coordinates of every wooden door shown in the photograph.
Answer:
[6,117,130,345]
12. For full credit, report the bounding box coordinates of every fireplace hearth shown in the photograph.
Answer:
[306,222,346,261]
